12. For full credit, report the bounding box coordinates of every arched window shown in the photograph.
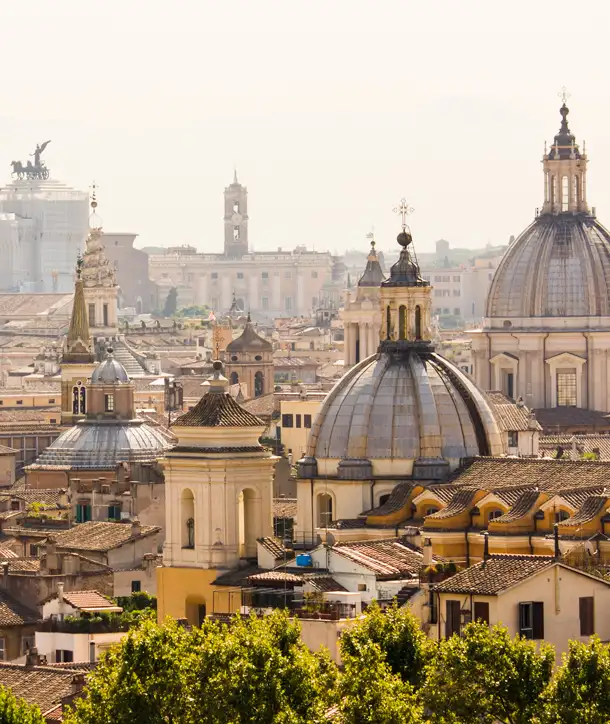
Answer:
[561,175,569,212]
[378,493,391,507]
[545,171,549,202]
[79,386,86,414]
[73,382,86,415]
[425,507,439,517]
[230,371,239,385]
[317,493,333,528]
[551,175,557,206]
[573,175,579,205]
[254,371,264,397]
[415,306,422,340]
[386,305,391,340]
[181,489,195,549]
[488,509,503,522]
[399,305,407,340]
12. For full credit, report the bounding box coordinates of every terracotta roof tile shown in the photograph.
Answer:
[306,575,347,593]
[0,589,38,626]
[61,590,117,610]
[241,393,276,419]
[491,490,541,524]
[560,496,608,527]
[331,539,430,579]
[540,434,610,460]
[364,482,417,516]
[486,392,542,431]
[425,489,477,521]
[53,521,159,552]
[248,571,302,585]
[534,407,610,430]
[226,322,272,352]
[257,537,286,559]
[273,498,297,520]
[173,392,264,428]
[0,663,82,715]
[433,554,555,595]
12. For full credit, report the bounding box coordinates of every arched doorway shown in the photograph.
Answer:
[230,371,239,385]
[238,488,258,558]
[317,493,333,528]
[415,306,422,340]
[254,371,264,397]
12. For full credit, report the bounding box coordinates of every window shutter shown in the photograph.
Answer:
[474,601,490,624]
[446,600,461,637]
[532,601,544,639]
[579,597,594,637]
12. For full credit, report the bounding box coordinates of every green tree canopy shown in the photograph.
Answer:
[340,602,432,688]
[422,622,554,724]
[0,685,44,724]
[543,636,610,724]
[65,611,337,724]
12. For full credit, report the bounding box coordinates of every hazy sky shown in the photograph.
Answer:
[3,1,610,256]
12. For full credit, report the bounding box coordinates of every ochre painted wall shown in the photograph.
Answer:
[157,567,240,625]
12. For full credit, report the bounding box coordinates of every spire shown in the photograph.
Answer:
[382,201,428,289]
[64,255,94,364]
[358,232,385,287]
[233,167,238,185]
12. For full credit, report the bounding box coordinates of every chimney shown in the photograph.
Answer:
[483,532,490,563]
[0,561,9,585]
[25,648,42,668]
[554,524,561,560]
[46,537,58,572]
[131,517,142,538]
[71,673,86,696]
[57,581,64,602]
[422,538,433,567]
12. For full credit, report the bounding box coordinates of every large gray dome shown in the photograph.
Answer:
[487,215,610,321]
[304,351,504,477]
[28,420,172,470]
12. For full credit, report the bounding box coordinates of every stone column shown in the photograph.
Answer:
[344,323,352,367]
[360,324,368,359]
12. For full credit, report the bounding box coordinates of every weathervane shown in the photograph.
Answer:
[89,182,102,227]
[558,86,571,105]
[393,198,414,231]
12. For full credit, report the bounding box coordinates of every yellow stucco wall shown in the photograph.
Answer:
[157,567,240,625]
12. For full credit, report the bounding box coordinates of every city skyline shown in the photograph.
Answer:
[3,0,610,254]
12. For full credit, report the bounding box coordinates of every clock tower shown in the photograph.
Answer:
[224,170,249,258]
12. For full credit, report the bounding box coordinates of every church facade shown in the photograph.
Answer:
[472,101,610,414]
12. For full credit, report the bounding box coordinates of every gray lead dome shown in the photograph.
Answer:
[91,352,130,384]
[487,215,610,320]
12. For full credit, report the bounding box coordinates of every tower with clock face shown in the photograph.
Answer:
[223,171,249,258]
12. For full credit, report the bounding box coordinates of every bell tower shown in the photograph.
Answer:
[224,170,249,258]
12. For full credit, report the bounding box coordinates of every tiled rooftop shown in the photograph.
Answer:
[61,590,118,611]
[53,521,159,552]
[273,498,297,520]
[331,539,429,579]
[0,662,84,717]
[486,391,542,432]
[174,392,264,428]
[540,434,610,460]
[0,589,38,626]
[433,555,556,595]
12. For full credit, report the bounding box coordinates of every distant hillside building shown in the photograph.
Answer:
[102,232,157,313]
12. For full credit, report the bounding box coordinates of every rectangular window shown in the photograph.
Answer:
[108,503,121,521]
[557,370,577,407]
[21,636,34,656]
[131,580,142,593]
[311,271,318,278]
[508,430,519,447]
[211,272,218,280]
[295,414,302,428]
[519,601,544,639]
[10,500,19,511]
[506,372,514,399]
[284,271,292,279]
[76,503,92,523]
[579,596,594,636]
[453,276,461,282]
[357,583,367,592]
[282,414,293,428]
[473,601,490,624]
[55,650,74,663]
[261,297,269,310]
[89,641,96,663]
[48,398,55,404]
[304,414,312,429]
[429,590,438,624]
[237,272,244,279]
[29,544,39,557]
[0,638,6,662]
[446,600,461,637]
[105,394,114,412]
[261,272,268,279]
[285,297,292,311]
[103,304,109,327]
[16,400,22,406]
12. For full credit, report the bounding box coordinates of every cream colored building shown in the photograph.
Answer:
[431,553,610,662]
[157,361,277,625]
[148,175,337,318]
[473,100,610,414]
[279,394,326,459]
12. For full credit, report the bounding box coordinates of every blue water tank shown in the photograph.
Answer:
[295,553,312,567]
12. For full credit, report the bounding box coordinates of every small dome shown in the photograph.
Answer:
[91,350,130,385]
[226,320,272,353]
[305,351,504,476]
[486,215,610,320]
